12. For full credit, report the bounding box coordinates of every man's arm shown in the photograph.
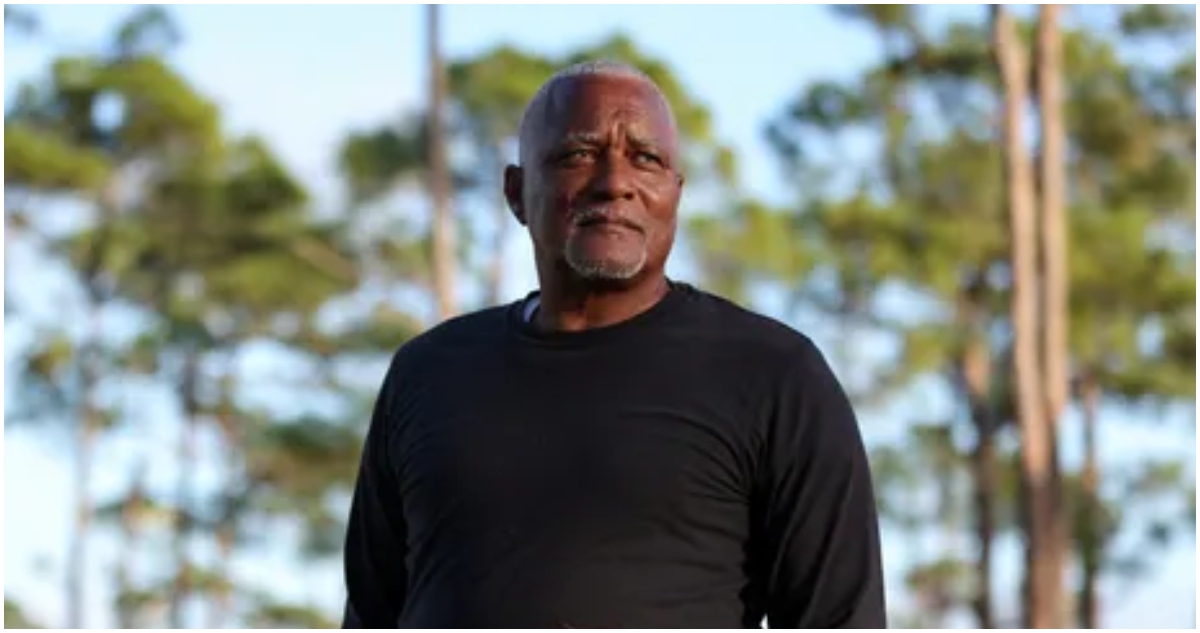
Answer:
[758,338,887,629]
[342,358,410,628]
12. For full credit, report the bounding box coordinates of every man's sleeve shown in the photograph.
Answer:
[757,338,887,629]
[342,357,410,628]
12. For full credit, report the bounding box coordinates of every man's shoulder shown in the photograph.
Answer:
[683,285,820,364]
[386,303,513,367]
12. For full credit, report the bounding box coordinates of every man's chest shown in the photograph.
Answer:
[391,367,760,542]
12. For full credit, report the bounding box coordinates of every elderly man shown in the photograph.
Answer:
[342,60,886,628]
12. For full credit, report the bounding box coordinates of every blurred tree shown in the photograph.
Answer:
[447,46,556,304]
[4,598,44,628]
[125,136,359,626]
[92,460,158,628]
[1063,6,1197,625]
[992,4,1069,627]
[876,422,976,627]
[425,4,458,319]
[8,6,381,627]
[1035,12,1071,625]
[245,599,338,628]
[692,3,1195,627]
[3,5,39,36]
[5,5,219,625]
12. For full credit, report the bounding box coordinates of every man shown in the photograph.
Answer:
[342,60,886,628]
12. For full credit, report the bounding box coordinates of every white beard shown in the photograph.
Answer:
[564,242,648,281]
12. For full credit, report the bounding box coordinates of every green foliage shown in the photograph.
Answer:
[113,6,181,59]
[300,305,426,359]
[6,7,386,628]
[8,330,77,425]
[246,600,337,628]
[1119,5,1196,38]
[246,417,363,499]
[688,199,813,304]
[448,45,557,145]
[337,120,426,207]
[4,124,111,192]
[4,598,43,628]
[904,558,975,621]
[100,56,222,160]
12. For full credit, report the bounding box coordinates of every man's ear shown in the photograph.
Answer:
[503,165,526,226]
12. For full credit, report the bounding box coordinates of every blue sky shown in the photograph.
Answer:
[5,4,1195,628]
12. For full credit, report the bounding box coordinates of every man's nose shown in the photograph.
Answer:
[586,153,636,201]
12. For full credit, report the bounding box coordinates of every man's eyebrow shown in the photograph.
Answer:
[627,134,665,150]
[558,131,668,149]
[559,132,603,145]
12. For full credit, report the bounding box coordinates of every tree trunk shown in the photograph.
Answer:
[992,5,1064,628]
[1037,6,1070,627]
[66,184,118,629]
[209,532,234,628]
[485,144,511,307]
[115,462,147,628]
[971,431,997,629]
[169,352,200,628]
[66,402,98,628]
[210,367,239,629]
[1036,6,1068,424]
[207,475,235,629]
[960,278,996,629]
[426,4,458,320]
[1078,375,1102,628]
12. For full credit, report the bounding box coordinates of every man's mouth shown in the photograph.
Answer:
[573,210,643,233]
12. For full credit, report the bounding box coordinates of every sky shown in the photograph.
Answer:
[4,4,1196,628]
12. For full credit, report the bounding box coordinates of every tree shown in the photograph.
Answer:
[5,7,223,625]
[4,598,44,628]
[8,7,377,626]
[1063,7,1196,624]
[694,4,1194,627]
[1018,4,1069,627]
[447,46,556,304]
[4,5,39,36]
[425,4,457,320]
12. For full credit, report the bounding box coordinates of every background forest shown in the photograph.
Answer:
[4,4,1195,628]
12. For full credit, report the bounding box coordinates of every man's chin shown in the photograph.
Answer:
[563,256,646,288]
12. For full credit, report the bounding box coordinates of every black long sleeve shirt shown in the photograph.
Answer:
[342,281,886,628]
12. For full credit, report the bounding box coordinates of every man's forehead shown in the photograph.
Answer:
[544,80,675,143]
[519,67,678,162]
[557,129,668,148]
[545,75,673,122]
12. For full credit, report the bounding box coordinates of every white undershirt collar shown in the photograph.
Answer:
[523,295,540,323]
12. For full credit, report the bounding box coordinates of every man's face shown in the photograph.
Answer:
[505,75,684,285]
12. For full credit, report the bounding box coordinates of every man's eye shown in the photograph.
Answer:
[552,149,593,166]
[634,152,662,165]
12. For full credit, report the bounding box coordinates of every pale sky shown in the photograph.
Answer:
[4,4,1195,628]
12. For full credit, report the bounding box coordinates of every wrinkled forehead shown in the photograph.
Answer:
[524,75,679,159]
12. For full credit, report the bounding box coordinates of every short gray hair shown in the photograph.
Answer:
[517,59,675,163]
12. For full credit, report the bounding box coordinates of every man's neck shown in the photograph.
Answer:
[533,273,671,333]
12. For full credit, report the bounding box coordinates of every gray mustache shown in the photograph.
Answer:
[571,207,644,232]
